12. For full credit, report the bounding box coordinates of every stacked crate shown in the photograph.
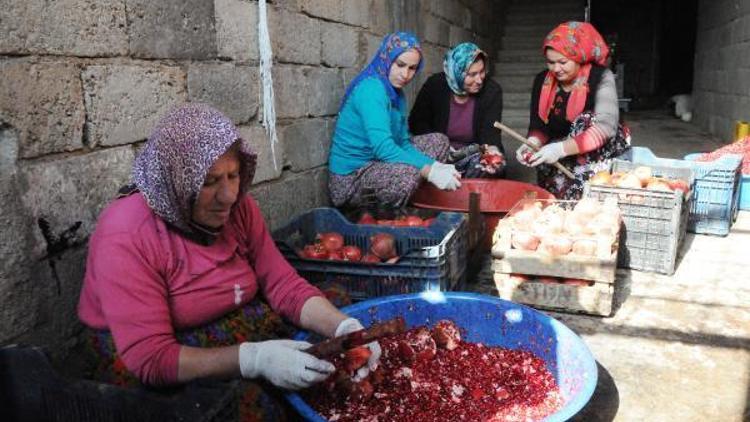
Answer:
[491,198,621,316]
[584,159,694,275]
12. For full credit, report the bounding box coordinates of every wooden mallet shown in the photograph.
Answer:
[493,121,575,179]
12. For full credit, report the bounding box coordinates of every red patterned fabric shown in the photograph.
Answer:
[538,22,609,123]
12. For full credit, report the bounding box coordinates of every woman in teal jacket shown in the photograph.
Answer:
[328,32,461,209]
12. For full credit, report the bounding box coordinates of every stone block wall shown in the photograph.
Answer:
[693,0,750,140]
[0,0,502,363]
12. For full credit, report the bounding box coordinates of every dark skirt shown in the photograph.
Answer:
[328,133,450,208]
[87,295,350,422]
[537,112,631,200]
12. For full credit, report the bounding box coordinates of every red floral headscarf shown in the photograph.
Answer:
[538,21,609,123]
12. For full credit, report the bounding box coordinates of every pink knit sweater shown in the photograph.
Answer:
[78,193,322,385]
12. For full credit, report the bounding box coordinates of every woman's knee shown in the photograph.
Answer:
[412,132,450,160]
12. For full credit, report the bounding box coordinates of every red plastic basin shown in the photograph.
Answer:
[411,179,554,250]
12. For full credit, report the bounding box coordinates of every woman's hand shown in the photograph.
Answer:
[238,340,335,390]
[529,142,567,166]
[335,318,382,381]
[426,162,462,190]
[479,145,505,173]
[515,137,542,167]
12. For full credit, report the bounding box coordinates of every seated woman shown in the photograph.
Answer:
[516,21,630,199]
[409,42,505,178]
[328,32,461,209]
[78,103,379,420]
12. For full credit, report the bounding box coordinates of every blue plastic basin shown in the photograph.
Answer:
[286,292,598,421]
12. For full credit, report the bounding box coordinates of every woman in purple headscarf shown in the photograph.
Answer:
[328,32,462,210]
[78,103,380,420]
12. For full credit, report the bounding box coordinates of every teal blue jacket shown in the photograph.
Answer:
[328,77,434,175]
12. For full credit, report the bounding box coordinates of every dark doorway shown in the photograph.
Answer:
[591,0,698,108]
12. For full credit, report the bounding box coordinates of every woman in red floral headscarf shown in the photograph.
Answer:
[516,21,630,199]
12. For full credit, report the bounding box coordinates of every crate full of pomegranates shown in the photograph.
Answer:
[584,160,694,275]
[272,208,468,301]
[490,197,623,316]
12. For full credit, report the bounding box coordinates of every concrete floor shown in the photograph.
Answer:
[468,109,750,421]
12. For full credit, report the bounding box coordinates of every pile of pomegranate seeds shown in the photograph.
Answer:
[302,320,562,421]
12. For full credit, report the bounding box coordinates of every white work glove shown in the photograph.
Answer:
[427,162,462,190]
[515,136,542,167]
[529,142,567,167]
[239,340,335,390]
[335,318,382,382]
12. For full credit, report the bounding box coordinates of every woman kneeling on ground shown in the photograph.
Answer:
[328,32,461,209]
[409,42,506,177]
[77,103,380,420]
[517,21,630,199]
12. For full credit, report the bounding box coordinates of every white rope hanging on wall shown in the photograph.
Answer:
[257,0,279,171]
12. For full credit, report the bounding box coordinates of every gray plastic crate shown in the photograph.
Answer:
[583,160,694,275]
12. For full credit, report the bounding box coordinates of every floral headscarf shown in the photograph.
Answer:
[443,42,488,96]
[538,21,610,123]
[341,31,423,108]
[132,103,257,235]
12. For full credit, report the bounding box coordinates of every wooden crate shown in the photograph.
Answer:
[488,198,621,316]
[490,197,620,284]
[492,273,614,316]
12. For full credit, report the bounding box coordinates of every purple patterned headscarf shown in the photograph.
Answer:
[132,103,257,234]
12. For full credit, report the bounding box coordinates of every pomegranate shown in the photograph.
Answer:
[609,171,625,186]
[571,239,597,256]
[369,233,397,260]
[632,166,653,186]
[564,213,586,236]
[317,232,344,252]
[403,215,424,227]
[572,197,601,219]
[511,202,543,231]
[327,249,344,260]
[511,231,540,251]
[432,320,461,351]
[532,207,565,238]
[360,253,382,263]
[508,273,531,283]
[539,235,572,256]
[536,276,561,284]
[668,179,689,195]
[646,178,672,192]
[615,173,642,189]
[588,170,612,186]
[397,327,437,363]
[481,152,505,167]
[341,245,362,261]
[357,212,377,225]
[343,346,372,373]
[562,278,594,287]
[302,243,329,260]
[584,213,618,236]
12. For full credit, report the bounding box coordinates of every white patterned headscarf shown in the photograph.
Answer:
[132,103,257,235]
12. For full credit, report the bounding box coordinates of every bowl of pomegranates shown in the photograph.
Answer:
[287,292,597,421]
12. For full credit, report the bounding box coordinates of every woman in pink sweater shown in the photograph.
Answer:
[78,103,379,419]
